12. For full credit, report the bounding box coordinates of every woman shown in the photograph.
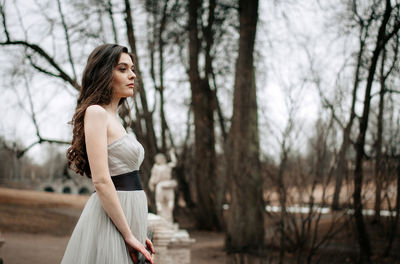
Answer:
[61,44,154,264]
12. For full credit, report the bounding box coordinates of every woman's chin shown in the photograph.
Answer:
[121,91,135,98]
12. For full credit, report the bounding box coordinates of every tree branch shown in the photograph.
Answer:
[56,0,77,81]
[17,138,71,158]
[0,1,10,41]
[386,89,400,94]
[27,55,60,78]
[0,40,80,90]
[104,0,119,43]
[12,74,72,159]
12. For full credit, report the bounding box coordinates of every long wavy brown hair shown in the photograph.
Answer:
[66,44,135,178]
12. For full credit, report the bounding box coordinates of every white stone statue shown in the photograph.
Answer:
[148,148,178,223]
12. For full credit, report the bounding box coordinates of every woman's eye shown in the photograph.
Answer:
[119,68,126,72]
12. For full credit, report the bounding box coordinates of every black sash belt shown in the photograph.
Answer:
[94,170,143,192]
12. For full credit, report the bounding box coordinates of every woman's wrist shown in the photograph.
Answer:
[122,231,135,242]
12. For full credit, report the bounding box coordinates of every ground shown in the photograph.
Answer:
[0,187,226,264]
[0,187,399,264]
[0,230,226,264]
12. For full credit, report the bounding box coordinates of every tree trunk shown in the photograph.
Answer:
[332,127,351,210]
[188,0,221,230]
[158,0,169,153]
[384,155,400,256]
[353,1,393,262]
[146,0,172,155]
[278,142,289,264]
[226,0,265,256]
[124,0,158,194]
[332,24,367,210]
[373,48,386,224]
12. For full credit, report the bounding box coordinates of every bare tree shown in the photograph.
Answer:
[352,0,400,262]
[187,0,222,230]
[123,0,160,194]
[0,0,160,189]
[373,38,398,223]
[276,92,297,264]
[225,0,265,258]
[330,14,372,210]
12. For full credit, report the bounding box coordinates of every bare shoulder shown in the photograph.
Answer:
[85,105,108,121]
[84,105,109,143]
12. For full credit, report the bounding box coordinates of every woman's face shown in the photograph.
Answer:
[112,53,136,98]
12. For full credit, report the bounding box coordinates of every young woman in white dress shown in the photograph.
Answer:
[62,44,154,264]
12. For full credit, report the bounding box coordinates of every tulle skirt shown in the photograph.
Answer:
[61,190,148,264]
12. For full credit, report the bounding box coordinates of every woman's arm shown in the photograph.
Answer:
[84,105,132,239]
[84,105,152,263]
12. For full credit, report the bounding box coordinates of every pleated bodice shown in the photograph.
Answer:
[107,133,145,176]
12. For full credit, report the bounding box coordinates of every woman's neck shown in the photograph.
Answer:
[102,97,120,116]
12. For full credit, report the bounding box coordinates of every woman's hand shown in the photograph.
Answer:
[125,234,154,264]
[128,246,139,264]
[145,237,155,254]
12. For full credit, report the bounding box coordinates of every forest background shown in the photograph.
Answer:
[0,0,400,263]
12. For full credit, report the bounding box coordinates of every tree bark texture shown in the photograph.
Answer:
[226,0,265,255]
[188,0,221,230]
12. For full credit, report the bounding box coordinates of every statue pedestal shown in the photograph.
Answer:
[148,213,195,264]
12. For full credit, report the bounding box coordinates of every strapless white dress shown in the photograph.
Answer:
[61,133,148,264]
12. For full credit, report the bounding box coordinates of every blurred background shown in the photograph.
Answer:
[0,0,400,263]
